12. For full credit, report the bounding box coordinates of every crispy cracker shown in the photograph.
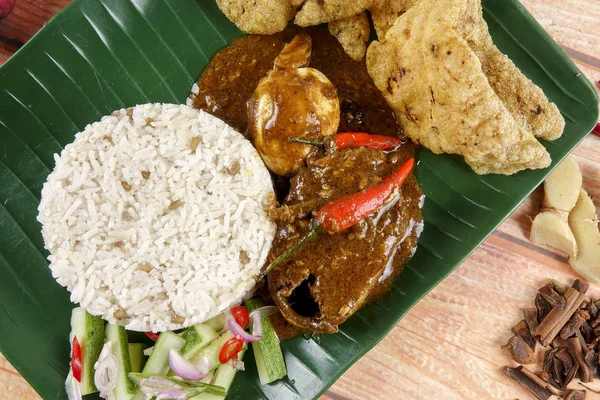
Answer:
[295,0,378,26]
[328,12,371,61]
[369,0,417,39]
[366,0,551,175]
[456,0,564,140]
[216,0,299,34]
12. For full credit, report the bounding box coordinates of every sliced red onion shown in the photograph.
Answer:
[94,342,118,399]
[195,356,211,375]
[156,390,187,400]
[249,306,279,338]
[226,309,261,343]
[65,371,82,400]
[169,349,206,381]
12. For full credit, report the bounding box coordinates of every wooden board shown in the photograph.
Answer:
[0,0,599,398]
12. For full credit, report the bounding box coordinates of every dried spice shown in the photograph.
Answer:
[502,334,536,364]
[536,293,553,323]
[504,279,600,399]
[535,286,587,346]
[561,309,591,339]
[513,320,537,350]
[504,366,553,400]
[539,283,566,309]
[524,307,540,337]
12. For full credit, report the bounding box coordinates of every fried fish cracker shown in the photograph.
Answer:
[455,0,564,141]
[366,0,551,175]
[328,12,371,61]
[369,0,417,39]
[216,0,299,34]
[295,0,378,26]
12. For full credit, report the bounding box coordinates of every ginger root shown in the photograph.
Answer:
[530,156,582,257]
[542,156,582,214]
[568,189,600,284]
[530,211,577,258]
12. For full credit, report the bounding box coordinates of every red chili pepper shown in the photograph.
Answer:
[71,336,83,382]
[231,306,250,329]
[317,157,414,233]
[290,132,404,151]
[264,157,415,275]
[593,122,600,137]
[145,332,159,341]
[219,336,244,364]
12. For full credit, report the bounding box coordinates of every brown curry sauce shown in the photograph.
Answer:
[189,27,423,340]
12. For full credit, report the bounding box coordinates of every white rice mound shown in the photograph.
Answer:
[38,104,276,332]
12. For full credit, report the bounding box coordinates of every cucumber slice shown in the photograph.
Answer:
[204,313,226,332]
[141,331,185,376]
[190,348,247,400]
[105,323,135,400]
[69,307,105,395]
[180,324,219,358]
[246,299,287,384]
[189,331,234,372]
[127,343,147,373]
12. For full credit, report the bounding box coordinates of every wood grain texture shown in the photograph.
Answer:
[0,0,598,399]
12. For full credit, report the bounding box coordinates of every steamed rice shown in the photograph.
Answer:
[37,104,276,331]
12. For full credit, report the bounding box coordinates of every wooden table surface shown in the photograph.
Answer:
[1,0,599,399]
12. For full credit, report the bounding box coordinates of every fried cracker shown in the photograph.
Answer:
[369,0,417,39]
[366,0,551,175]
[216,0,299,34]
[328,12,371,61]
[294,0,378,26]
[456,0,564,140]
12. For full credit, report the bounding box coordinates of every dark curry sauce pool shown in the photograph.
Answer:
[189,27,423,340]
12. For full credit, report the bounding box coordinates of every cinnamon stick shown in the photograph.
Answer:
[517,366,563,397]
[535,287,587,346]
[573,280,589,294]
[568,337,592,383]
[504,366,553,400]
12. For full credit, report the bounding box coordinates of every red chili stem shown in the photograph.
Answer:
[289,132,404,151]
[593,122,600,137]
[262,157,415,276]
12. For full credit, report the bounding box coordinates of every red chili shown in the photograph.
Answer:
[219,336,244,364]
[231,306,250,329]
[145,332,159,341]
[71,336,82,382]
[264,157,415,275]
[290,132,404,151]
[593,122,600,137]
[317,157,414,233]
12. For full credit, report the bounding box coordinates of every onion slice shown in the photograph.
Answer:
[226,309,261,343]
[195,356,211,375]
[94,342,118,399]
[168,349,206,381]
[249,306,279,338]
[65,371,82,400]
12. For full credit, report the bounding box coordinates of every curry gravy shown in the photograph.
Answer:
[189,27,423,340]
